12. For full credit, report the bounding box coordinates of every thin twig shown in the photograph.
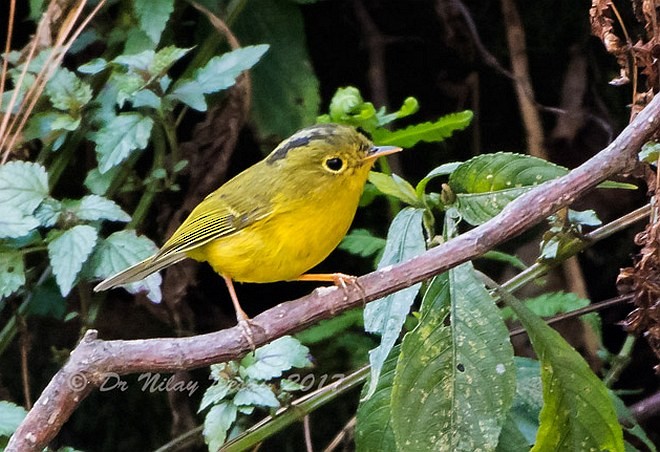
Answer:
[322,416,356,452]
[18,316,31,410]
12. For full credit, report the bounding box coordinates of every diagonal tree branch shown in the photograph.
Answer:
[8,94,660,451]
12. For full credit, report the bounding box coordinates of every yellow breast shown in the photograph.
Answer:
[186,175,365,283]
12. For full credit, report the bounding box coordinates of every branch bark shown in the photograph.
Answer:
[8,94,660,451]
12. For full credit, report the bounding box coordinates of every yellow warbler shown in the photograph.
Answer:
[94,123,401,336]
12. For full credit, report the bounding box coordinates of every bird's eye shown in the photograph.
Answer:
[323,157,344,173]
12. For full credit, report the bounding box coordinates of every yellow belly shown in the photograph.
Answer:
[186,190,359,283]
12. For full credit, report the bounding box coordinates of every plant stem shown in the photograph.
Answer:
[603,334,637,388]
[222,366,370,452]
[47,128,86,191]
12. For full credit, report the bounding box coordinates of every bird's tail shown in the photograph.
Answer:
[93,252,186,292]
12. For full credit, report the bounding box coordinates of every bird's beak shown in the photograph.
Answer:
[364,145,402,161]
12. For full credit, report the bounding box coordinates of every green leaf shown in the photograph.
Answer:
[0,401,27,436]
[295,309,363,344]
[567,209,602,227]
[45,67,93,112]
[376,97,420,126]
[203,402,237,451]
[170,45,269,111]
[507,357,543,446]
[640,140,660,163]
[200,378,237,413]
[84,166,121,196]
[496,415,531,452]
[372,111,473,147]
[449,153,568,225]
[240,335,311,380]
[363,207,425,399]
[355,347,399,452]
[47,225,98,296]
[368,172,422,206]
[0,161,49,215]
[0,248,25,300]
[87,230,161,302]
[27,276,66,319]
[234,382,280,408]
[0,207,40,238]
[134,0,174,45]
[233,0,320,140]
[78,57,108,74]
[391,262,515,451]
[480,250,527,270]
[23,112,80,144]
[91,113,154,173]
[501,288,624,451]
[319,86,379,132]
[74,195,131,222]
[415,162,462,196]
[610,391,656,452]
[339,229,386,259]
[150,46,191,76]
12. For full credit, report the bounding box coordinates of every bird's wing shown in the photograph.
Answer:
[155,189,273,258]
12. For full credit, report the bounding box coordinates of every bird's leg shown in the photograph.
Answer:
[222,275,256,350]
[296,273,365,301]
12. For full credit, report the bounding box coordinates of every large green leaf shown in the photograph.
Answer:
[390,262,515,451]
[91,113,154,173]
[0,401,27,437]
[0,207,40,239]
[47,225,98,296]
[355,347,399,452]
[240,335,311,380]
[504,357,543,447]
[448,153,634,225]
[134,0,174,45]
[0,161,48,215]
[203,402,237,452]
[363,207,425,399]
[501,288,624,451]
[233,0,320,141]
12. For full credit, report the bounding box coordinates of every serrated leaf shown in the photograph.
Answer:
[241,336,311,380]
[391,261,515,451]
[23,112,79,145]
[0,248,25,300]
[234,382,280,408]
[34,197,62,227]
[45,67,93,112]
[0,161,49,214]
[234,1,320,140]
[203,402,237,451]
[0,207,40,238]
[363,207,425,399]
[150,46,190,76]
[372,110,473,147]
[134,0,174,44]
[501,287,624,451]
[84,166,120,196]
[0,401,27,436]
[47,225,98,296]
[355,347,399,452]
[200,378,237,413]
[113,50,155,72]
[75,195,131,222]
[368,172,422,206]
[339,229,386,259]
[91,113,154,173]
[131,89,161,109]
[170,45,269,111]
[87,230,161,302]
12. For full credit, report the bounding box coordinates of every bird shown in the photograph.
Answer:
[94,123,402,343]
